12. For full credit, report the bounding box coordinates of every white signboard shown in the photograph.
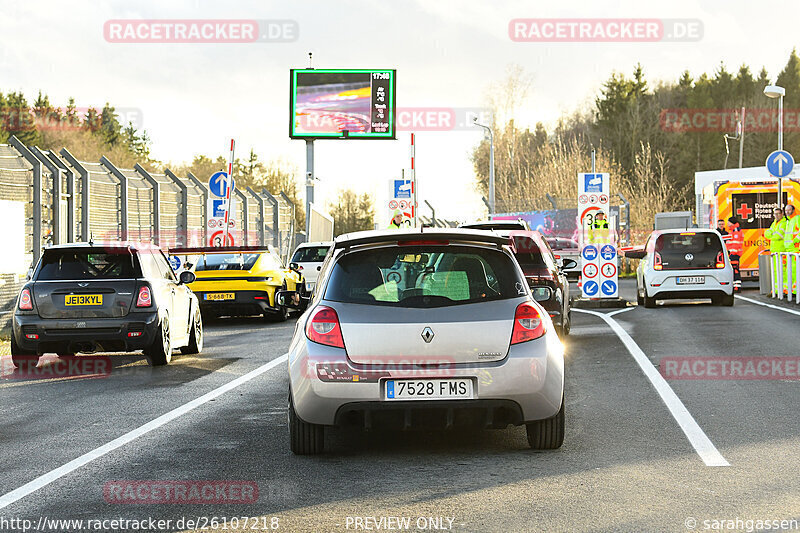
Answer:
[387,178,415,228]
[578,173,615,298]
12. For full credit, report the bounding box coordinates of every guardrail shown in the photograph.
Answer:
[761,252,800,304]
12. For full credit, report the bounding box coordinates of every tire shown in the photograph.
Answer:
[180,308,203,355]
[289,393,324,455]
[11,335,39,370]
[643,283,656,308]
[557,311,571,338]
[637,285,644,305]
[145,317,172,366]
[526,397,565,450]
[714,294,735,306]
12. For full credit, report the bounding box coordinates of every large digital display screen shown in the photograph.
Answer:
[290,69,396,139]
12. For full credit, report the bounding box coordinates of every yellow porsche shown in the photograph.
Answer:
[168,246,305,321]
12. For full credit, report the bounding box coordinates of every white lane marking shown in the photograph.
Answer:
[607,307,634,317]
[0,353,289,510]
[736,295,800,317]
[574,309,729,467]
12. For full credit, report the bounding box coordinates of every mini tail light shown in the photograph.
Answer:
[306,306,345,348]
[715,251,725,268]
[26,333,38,339]
[654,252,663,270]
[511,302,546,345]
[127,332,142,337]
[136,286,152,307]
[19,288,33,310]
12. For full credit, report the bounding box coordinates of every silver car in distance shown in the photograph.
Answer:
[284,229,566,454]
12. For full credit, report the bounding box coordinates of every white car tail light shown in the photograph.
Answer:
[136,286,152,307]
[18,288,33,310]
[306,306,345,348]
[511,302,546,345]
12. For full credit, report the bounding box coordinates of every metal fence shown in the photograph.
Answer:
[0,135,299,332]
[761,252,800,303]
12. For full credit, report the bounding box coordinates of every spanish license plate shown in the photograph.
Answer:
[385,379,473,401]
[677,276,705,285]
[65,294,103,306]
[204,293,235,301]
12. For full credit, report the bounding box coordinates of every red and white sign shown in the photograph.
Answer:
[208,217,234,229]
[209,230,235,247]
[583,263,598,278]
[601,262,617,278]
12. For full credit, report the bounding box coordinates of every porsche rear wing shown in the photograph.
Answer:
[332,228,513,251]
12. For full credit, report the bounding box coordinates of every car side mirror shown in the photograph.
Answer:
[178,270,196,284]
[560,259,577,270]
[289,262,301,272]
[531,286,552,302]
[624,250,646,260]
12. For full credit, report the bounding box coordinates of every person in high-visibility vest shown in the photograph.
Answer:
[388,209,404,229]
[765,207,787,252]
[588,211,610,244]
[765,208,787,293]
[784,204,800,252]
[725,216,744,292]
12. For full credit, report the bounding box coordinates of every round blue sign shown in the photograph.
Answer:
[582,245,598,261]
[583,280,599,296]
[766,150,795,178]
[168,255,182,271]
[209,171,234,198]
[601,280,617,296]
[600,244,616,261]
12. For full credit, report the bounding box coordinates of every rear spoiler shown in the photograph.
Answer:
[169,246,272,254]
[333,229,512,250]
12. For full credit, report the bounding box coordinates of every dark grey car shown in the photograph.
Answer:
[11,243,203,368]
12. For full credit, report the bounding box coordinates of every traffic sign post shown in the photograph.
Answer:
[578,173,612,298]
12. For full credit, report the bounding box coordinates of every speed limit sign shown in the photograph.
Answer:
[209,230,234,247]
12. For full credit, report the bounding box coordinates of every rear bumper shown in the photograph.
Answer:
[289,332,565,427]
[647,271,734,299]
[13,312,159,353]
[195,290,280,316]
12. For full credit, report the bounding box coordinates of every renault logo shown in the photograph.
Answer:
[421,327,434,343]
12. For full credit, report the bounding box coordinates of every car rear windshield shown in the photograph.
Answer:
[512,236,547,267]
[292,246,330,263]
[195,253,260,271]
[37,248,138,280]
[324,245,524,308]
[654,233,724,270]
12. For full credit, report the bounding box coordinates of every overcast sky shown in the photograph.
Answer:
[3,0,800,221]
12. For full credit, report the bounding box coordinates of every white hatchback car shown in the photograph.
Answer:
[625,229,734,307]
[289,242,332,292]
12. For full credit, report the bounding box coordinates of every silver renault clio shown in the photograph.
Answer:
[284,229,565,454]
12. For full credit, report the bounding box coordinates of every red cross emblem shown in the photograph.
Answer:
[736,203,753,219]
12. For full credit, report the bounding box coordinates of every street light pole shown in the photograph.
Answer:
[474,119,495,216]
[764,85,786,210]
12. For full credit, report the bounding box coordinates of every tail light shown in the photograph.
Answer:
[511,302,546,345]
[136,285,152,307]
[715,251,725,268]
[306,306,345,348]
[654,252,663,270]
[18,288,33,310]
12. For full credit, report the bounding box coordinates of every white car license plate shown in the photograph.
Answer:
[677,276,705,285]
[385,379,473,401]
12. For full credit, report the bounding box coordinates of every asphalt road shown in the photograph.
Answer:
[2,280,800,533]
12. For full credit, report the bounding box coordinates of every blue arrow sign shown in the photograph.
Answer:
[168,255,182,271]
[209,171,234,198]
[582,245,598,261]
[601,280,617,296]
[766,150,794,178]
[600,244,616,261]
[583,280,599,296]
